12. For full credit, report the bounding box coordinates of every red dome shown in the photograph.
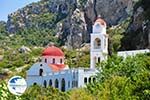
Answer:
[42,46,64,56]
[95,18,106,27]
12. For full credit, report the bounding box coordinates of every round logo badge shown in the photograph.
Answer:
[7,76,27,96]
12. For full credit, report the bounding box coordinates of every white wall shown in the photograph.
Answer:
[27,62,52,76]
[118,49,150,58]
[27,67,97,91]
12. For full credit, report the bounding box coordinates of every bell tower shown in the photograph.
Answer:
[90,18,108,69]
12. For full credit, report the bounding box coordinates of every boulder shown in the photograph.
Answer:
[18,46,31,53]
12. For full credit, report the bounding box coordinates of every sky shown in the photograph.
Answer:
[0,0,40,21]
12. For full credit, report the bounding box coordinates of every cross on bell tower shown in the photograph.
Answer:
[90,17,108,69]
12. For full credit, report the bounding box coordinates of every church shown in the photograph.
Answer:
[26,17,108,91]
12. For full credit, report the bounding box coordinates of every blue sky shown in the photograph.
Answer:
[0,0,40,21]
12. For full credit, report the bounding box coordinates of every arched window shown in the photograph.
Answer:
[94,38,101,49]
[76,81,78,87]
[98,57,101,63]
[39,69,43,76]
[40,64,43,66]
[84,77,87,84]
[53,58,55,64]
[88,77,91,83]
[72,81,74,88]
[73,72,76,79]
[45,59,47,63]
[33,82,37,85]
[49,79,52,86]
[60,59,62,63]
[43,80,47,88]
[93,77,96,83]
[55,79,59,88]
[68,81,70,88]
[61,78,65,92]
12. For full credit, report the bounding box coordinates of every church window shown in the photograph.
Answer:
[84,77,87,84]
[72,81,74,88]
[39,69,43,76]
[73,72,75,79]
[98,57,101,63]
[76,81,78,87]
[33,83,37,85]
[43,80,47,88]
[55,79,59,88]
[45,59,47,63]
[88,77,91,83]
[49,79,52,86]
[60,59,62,63]
[72,81,75,88]
[68,81,70,88]
[53,58,55,64]
[94,38,101,49]
[61,78,65,92]
[93,77,96,83]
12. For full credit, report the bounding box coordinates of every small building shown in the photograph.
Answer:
[118,49,150,58]
[26,17,108,91]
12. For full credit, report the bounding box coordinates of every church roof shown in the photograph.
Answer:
[95,18,106,27]
[42,46,64,56]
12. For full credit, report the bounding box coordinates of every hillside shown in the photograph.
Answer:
[0,0,149,49]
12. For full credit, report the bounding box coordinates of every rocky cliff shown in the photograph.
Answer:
[121,0,150,50]
[4,0,150,49]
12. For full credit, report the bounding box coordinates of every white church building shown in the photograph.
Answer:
[26,17,149,91]
[26,17,108,91]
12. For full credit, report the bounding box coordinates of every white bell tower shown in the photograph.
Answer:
[90,18,108,69]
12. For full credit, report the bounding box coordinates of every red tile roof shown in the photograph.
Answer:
[49,64,65,72]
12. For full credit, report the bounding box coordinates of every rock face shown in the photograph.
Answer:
[95,0,134,25]
[59,9,87,48]
[60,0,137,48]
[83,0,135,25]
[5,0,149,49]
[121,0,150,50]
[6,0,77,33]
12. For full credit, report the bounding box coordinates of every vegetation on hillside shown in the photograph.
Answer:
[88,53,150,99]
[64,49,90,68]
[108,17,131,53]
[0,28,58,48]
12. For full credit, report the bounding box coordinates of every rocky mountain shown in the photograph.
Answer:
[121,0,150,50]
[2,0,150,49]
